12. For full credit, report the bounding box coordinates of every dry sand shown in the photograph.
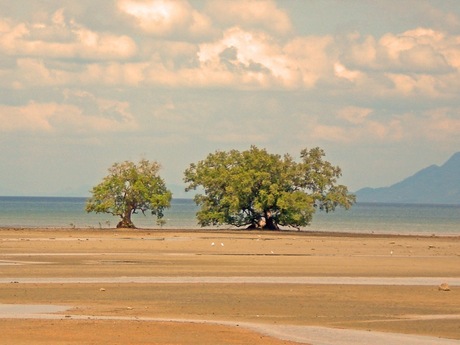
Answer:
[0,228,459,344]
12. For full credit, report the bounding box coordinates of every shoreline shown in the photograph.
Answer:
[1,226,460,239]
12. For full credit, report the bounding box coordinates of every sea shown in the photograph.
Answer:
[0,196,459,236]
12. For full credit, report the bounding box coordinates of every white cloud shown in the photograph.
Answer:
[379,28,451,73]
[341,32,378,69]
[196,27,335,89]
[333,27,460,101]
[118,0,212,38]
[198,27,294,85]
[0,11,137,60]
[284,36,335,88]
[342,27,454,75]
[73,26,137,60]
[0,102,56,132]
[0,94,138,133]
[206,0,292,35]
[334,62,363,82]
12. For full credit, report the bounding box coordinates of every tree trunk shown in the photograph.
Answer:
[117,208,136,228]
[264,217,279,230]
[263,210,279,230]
[246,212,279,230]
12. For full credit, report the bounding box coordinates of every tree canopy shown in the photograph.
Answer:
[184,146,355,230]
[86,159,172,228]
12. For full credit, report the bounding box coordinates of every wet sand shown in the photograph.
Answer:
[0,228,459,344]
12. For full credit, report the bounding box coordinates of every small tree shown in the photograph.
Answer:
[86,159,172,228]
[184,146,355,230]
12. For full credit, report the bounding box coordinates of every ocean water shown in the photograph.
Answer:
[0,196,458,235]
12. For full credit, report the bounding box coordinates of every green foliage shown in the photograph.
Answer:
[86,159,172,228]
[184,146,355,230]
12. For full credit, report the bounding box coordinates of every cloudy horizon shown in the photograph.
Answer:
[1,1,459,197]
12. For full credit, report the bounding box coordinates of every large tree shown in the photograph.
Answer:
[184,146,355,230]
[86,159,172,228]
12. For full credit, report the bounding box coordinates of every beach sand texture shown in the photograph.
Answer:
[0,228,459,344]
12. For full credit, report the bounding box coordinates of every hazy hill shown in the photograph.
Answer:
[356,152,460,205]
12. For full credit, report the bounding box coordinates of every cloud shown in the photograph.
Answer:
[306,118,392,145]
[198,27,295,87]
[196,28,336,89]
[0,92,138,133]
[206,0,292,35]
[332,27,460,102]
[400,108,460,142]
[0,10,137,61]
[81,62,148,86]
[341,28,454,74]
[0,102,56,132]
[3,3,460,98]
[309,118,403,144]
[12,58,71,88]
[1,2,460,147]
[385,73,443,98]
[380,28,452,73]
[284,36,335,87]
[304,103,460,147]
[334,62,363,82]
[118,0,212,38]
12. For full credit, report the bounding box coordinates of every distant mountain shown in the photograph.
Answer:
[356,152,460,205]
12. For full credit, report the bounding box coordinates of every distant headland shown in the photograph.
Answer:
[356,152,460,205]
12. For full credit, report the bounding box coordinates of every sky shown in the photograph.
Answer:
[1,0,460,197]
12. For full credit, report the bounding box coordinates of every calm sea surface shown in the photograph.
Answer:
[0,196,459,235]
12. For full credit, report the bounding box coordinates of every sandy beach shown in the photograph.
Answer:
[0,228,459,344]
